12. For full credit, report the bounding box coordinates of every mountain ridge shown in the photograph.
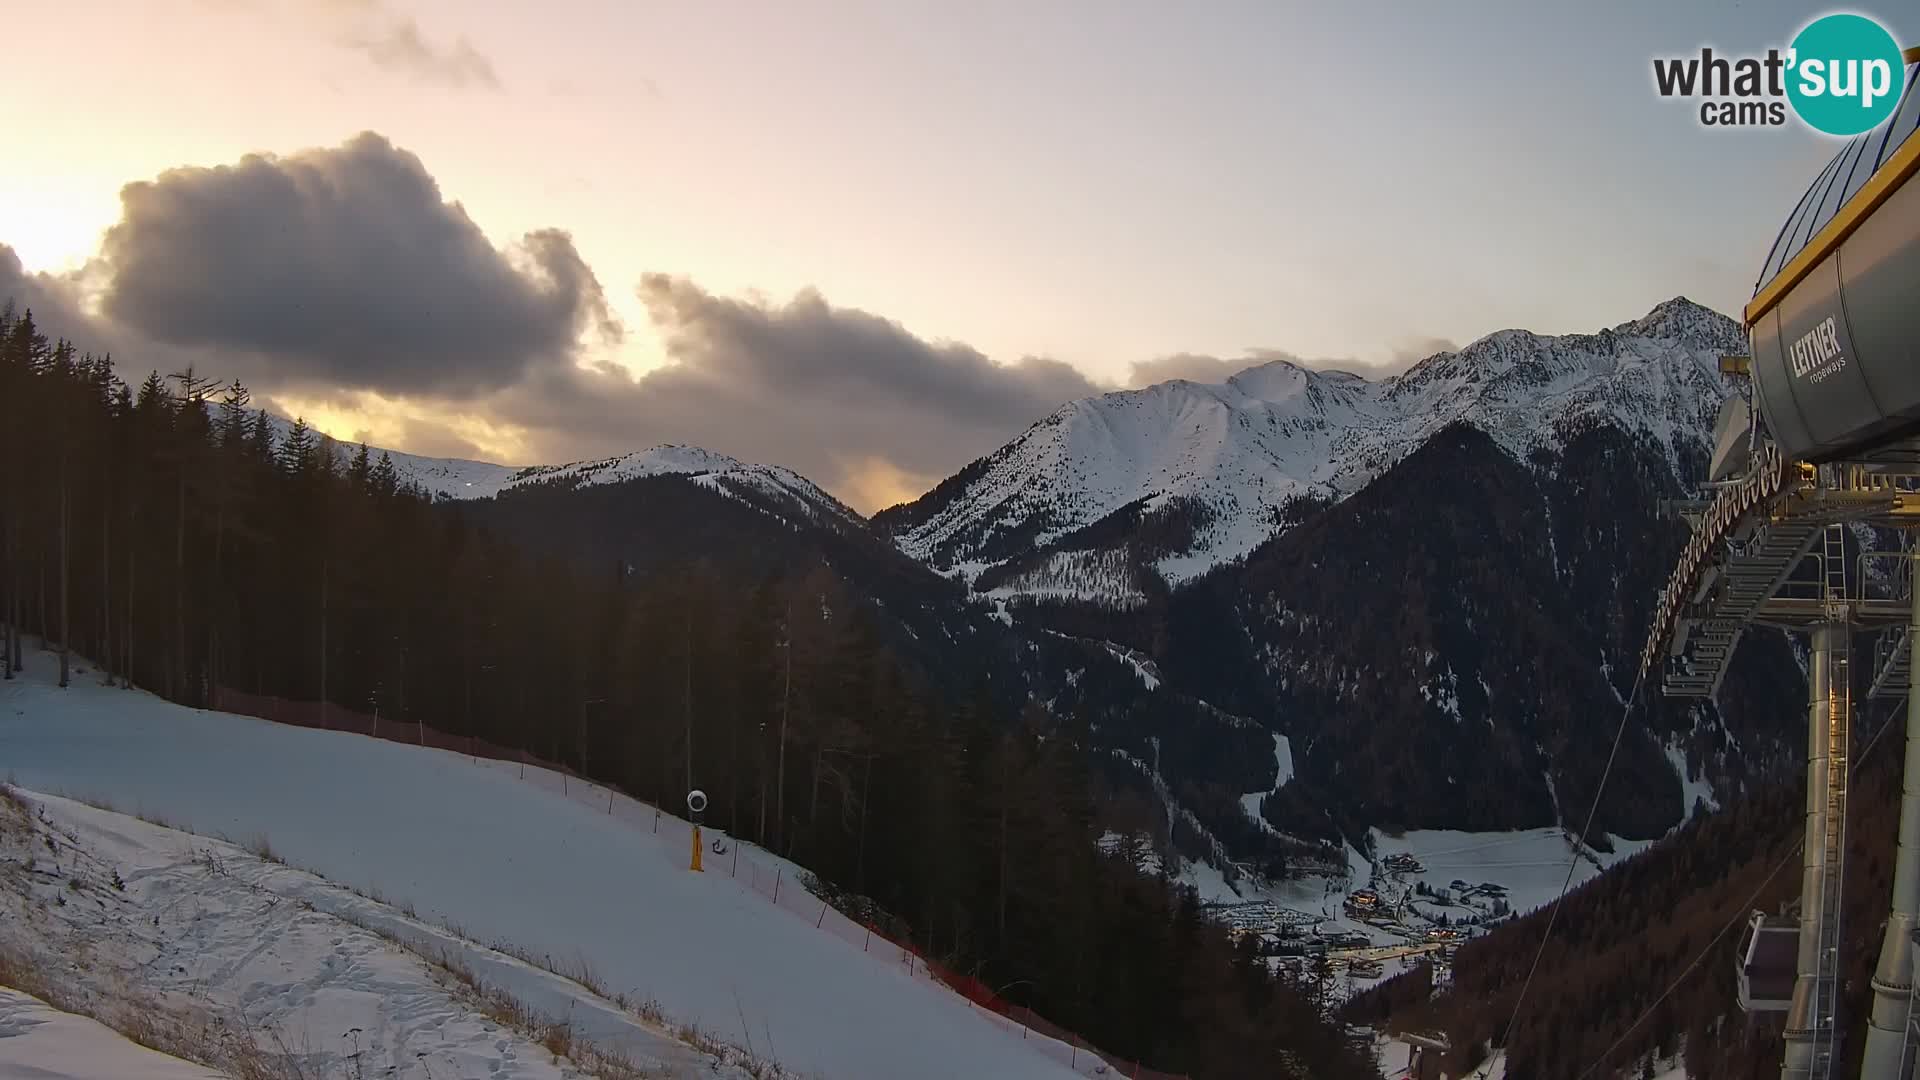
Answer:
[874,296,1743,600]
[298,295,1741,606]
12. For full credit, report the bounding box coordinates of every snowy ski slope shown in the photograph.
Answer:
[1,790,737,1079]
[0,652,1088,1080]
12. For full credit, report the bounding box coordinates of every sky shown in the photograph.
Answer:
[0,0,1897,511]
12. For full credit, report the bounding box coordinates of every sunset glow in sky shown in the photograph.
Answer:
[1,0,1892,509]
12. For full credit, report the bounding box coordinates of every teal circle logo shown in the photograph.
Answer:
[1786,14,1906,136]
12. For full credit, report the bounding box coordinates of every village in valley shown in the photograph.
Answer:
[1199,846,1521,992]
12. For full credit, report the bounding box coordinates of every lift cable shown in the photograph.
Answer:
[1498,662,1649,1068]
[1568,702,1901,1080]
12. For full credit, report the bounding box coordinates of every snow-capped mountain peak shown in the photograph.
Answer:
[273,420,861,529]
[1613,295,1740,345]
[875,298,1741,600]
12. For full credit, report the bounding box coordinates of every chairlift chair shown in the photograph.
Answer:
[1734,909,1797,1014]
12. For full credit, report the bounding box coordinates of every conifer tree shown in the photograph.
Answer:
[279,418,314,477]
[371,451,399,497]
[249,408,276,465]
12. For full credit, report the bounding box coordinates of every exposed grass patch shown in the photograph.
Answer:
[112,999,319,1080]
[0,784,34,841]
[421,944,668,1079]
[248,834,283,865]
[538,1019,575,1060]
[0,942,313,1080]
[0,782,30,817]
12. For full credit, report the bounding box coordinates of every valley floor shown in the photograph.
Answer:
[1162,795,1660,1014]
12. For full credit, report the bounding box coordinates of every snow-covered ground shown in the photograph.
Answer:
[1664,738,1720,819]
[0,987,225,1080]
[1366,827,1656,917]
[0,650,1091,1080]
[1164,818,1659,1007]
[1237,733,1294,833]
[3,789,730,1079]
[1175,823,1647,933]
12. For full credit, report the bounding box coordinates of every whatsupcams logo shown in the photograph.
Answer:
[1652,12,1906,134]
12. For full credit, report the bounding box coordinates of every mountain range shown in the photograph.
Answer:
[336,296,1802,882]
[873,297,1741,604]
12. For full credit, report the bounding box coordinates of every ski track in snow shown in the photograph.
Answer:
[2,790,734,1080]
[1236,733,1293,836]
[0,652,1092,1080]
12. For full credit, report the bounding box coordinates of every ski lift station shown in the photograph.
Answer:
[1643,47,1920,1080]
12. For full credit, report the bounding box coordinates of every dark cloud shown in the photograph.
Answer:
[93,132,619,399]
[486,277,1104,506]
[339,16,500,89]
[634,275,1096,425]
[3,135,1103,510]
[5,229,1103,511]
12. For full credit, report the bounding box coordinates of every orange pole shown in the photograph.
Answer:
[690,824,704,871]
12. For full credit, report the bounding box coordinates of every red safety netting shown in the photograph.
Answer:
[213,686,1188,1080]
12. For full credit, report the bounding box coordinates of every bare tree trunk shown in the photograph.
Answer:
[100,498,110,684]
[173,476,184,702]
[319,556,328,729]
[809,746,822,831]
[997,744,1010,944]
[578,697,589,778]
[12,519,21,675]
[683,613,694,795]
[857,756,871,893]
[3,514,15,681]
[757,736,768,846]
[210,506,223,700]
[11,513,22,673]
[124,524,135,689]
[58,476,69,689]
[775,600,792,853]
[729,704,740,841]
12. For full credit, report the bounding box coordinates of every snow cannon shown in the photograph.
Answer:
[1746,62,1920,464]
[687,789,708,872]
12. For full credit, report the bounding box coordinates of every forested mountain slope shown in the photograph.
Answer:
[0,300,1379,1080]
